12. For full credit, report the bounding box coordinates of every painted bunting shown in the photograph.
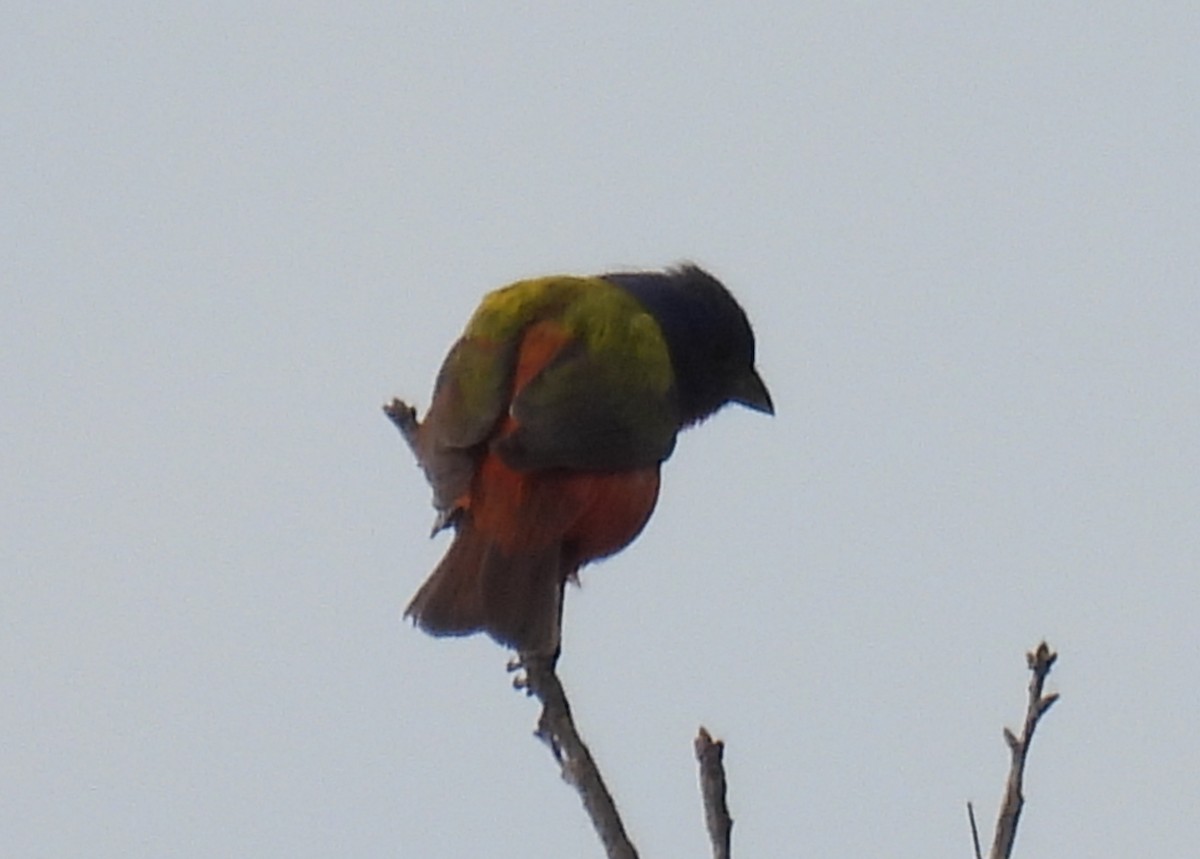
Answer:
[386,265,772,655]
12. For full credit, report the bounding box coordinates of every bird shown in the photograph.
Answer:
[385,264,772,656]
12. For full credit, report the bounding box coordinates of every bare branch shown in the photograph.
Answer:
[695,727,733,859]
[516,653,639,859]
[967,801,983,859]
[988,641,1059,859]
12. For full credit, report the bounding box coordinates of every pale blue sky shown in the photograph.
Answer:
[4,4,1197,857]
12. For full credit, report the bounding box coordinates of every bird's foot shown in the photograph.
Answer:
[508,648,560,696]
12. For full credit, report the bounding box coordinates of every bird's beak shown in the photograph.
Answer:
[732,368,774,415]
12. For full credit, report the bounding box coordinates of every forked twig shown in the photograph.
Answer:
[974,641,1059,859]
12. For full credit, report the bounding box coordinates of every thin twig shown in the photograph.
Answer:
[967,801,983,859]
[989,641,1059,859]
[383,398,421,456]
[517,653,639,859]
[695,727,733,859]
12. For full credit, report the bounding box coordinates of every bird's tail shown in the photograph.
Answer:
[404,516,565,655]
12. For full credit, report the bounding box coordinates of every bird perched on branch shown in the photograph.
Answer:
[385,264,772,656]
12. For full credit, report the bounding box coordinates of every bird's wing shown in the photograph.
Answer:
[496,312,680,472]
[416,333,517,521]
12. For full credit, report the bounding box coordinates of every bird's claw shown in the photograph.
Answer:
[508,654,535,695]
